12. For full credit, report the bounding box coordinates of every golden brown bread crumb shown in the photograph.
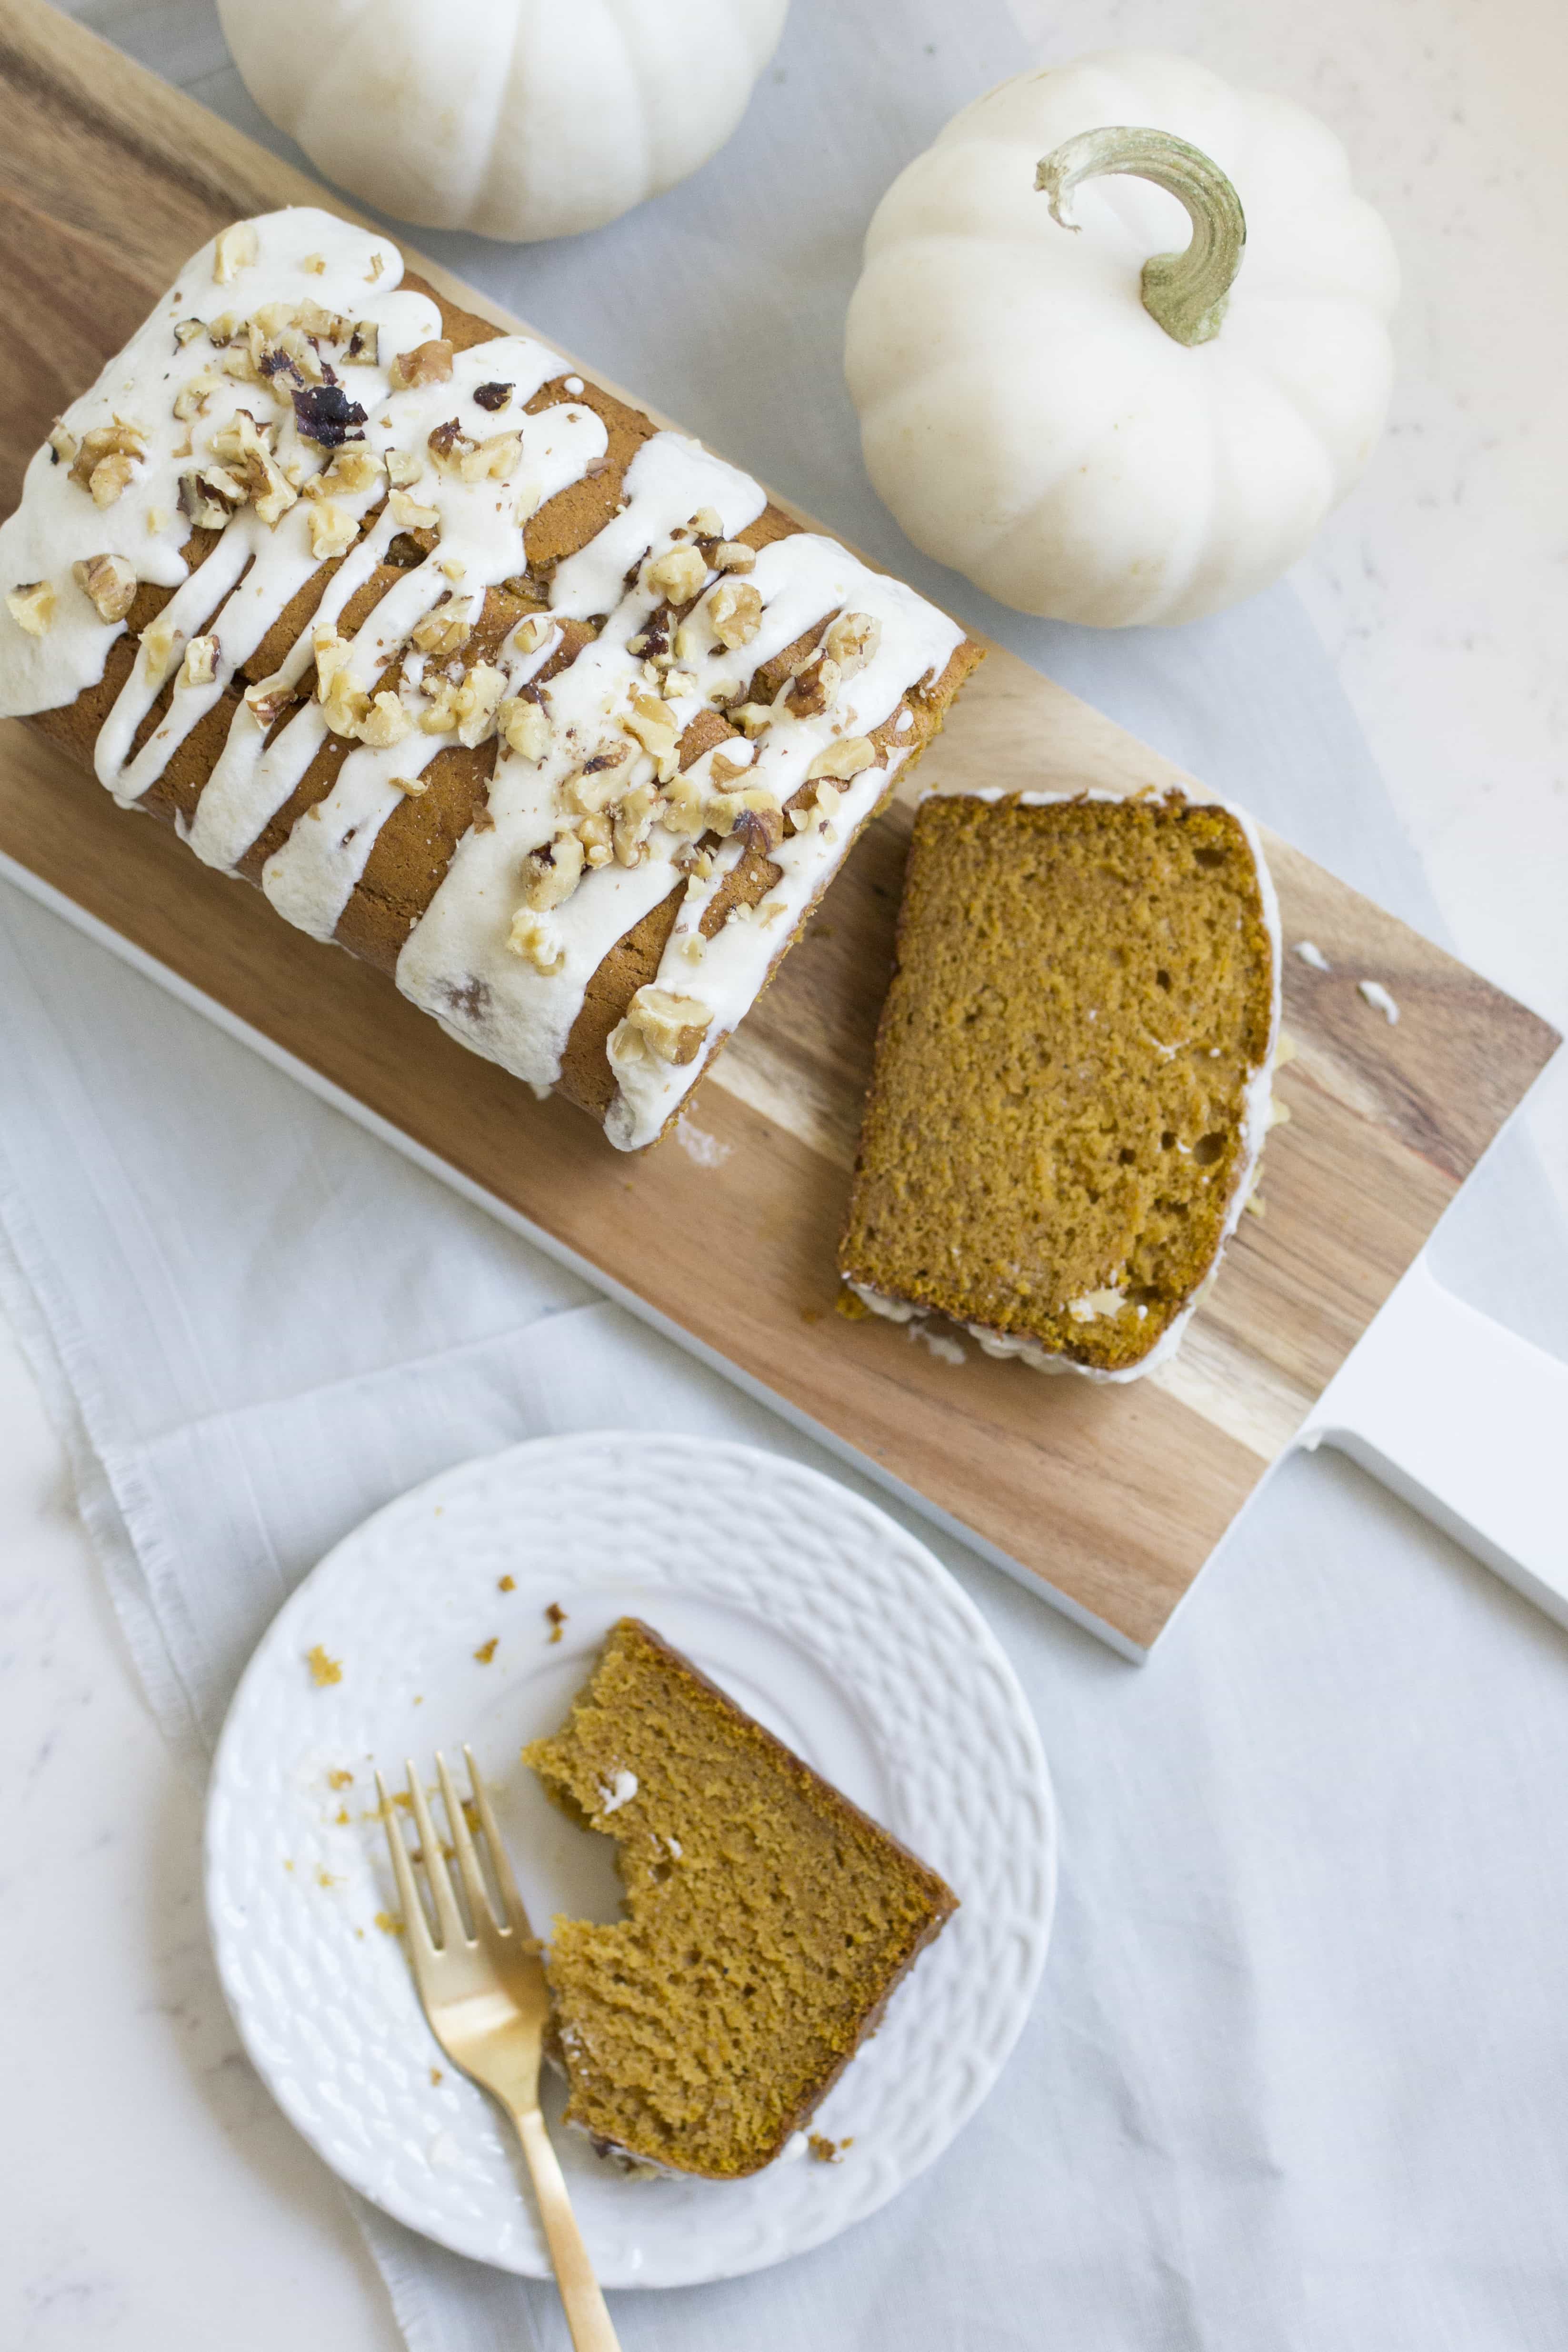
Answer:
[838,793,1277,1373]
[523,1618,956,2180]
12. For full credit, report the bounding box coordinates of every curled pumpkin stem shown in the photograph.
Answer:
[1034,127,1247,348]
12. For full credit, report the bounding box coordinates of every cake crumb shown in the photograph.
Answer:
[474,1637,499,1665]
[430,2067,444,2085]
[1358,979,1400,1024]
[1243,1193,1267,1221]
[800,1305,823,1325]
[1265,1098,1292,1131]
[334,1807,350,1825]
[316,1866,339,1890]
[546,1602,568,1643]
[306,1644,342,1687]
[836,1289,871,1321]
[374,1911,404,1937]
[498,1574,516,1592]
[327,1767,354,1788]
[808,2133,850,2164]
[1294,941,1331,971]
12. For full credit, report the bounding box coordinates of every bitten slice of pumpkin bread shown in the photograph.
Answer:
[838,790,1280,1380]
[522,1617,957,2179]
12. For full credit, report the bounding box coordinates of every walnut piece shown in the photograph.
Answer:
[390,340,455,390]
[622,688,679,778]
[823,610,881,677]
[500,697,550,761]
[729,701,775,737]
[507,908,566,974]
[308,500,358,560]
[615,986,713,1068]
[321,668,370,738]
[708,581,762,650]
[612,782,661,867]
[787,651,840,719]
[411,597,475,657]
[647,545,707,604]
[712,540,755,574]
[180,634,219,687]
[389,486,440,534]
[173,370,223,422]
[178,465,246,531]
[358,690,411,749]
[709,784,784,854]
[213,220,259,285]
[244,673,298,731]
[806,735,876,783]
[5,580,56,636]
[522,831,586,911]
[385,448,424,490]
[317,446,384,497]
[72,553,137,622]
[47,418,78,468]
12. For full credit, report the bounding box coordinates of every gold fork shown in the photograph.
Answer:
[376,1749,621,2352]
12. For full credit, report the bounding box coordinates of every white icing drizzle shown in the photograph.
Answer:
[1,210,967,1153]
[848,786,1283,1386]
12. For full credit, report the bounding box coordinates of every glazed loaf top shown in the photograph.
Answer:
[0,208,978,1150]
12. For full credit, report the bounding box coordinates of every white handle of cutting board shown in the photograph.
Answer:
[1298,1253,1568,1630]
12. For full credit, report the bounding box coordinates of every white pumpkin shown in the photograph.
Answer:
[845,50,1398,627]
[217,0,789,243]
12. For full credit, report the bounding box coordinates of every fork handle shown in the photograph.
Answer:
[509,2102,623,2352]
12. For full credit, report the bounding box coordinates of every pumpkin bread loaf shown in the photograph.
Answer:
[0,207,982,1151]
[522,1617,958,2179]
[838,791,1280,1379]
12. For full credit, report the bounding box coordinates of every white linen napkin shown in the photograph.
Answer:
[8,3,1568,2346]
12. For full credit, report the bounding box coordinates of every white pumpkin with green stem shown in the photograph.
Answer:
[844,50,1398,627]
[217,0,788,243]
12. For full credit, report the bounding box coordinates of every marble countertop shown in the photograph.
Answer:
[2,1,1563,2344]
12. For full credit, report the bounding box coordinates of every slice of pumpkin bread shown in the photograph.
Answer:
[522,1617,957,2179]
[838,790,1280,1380]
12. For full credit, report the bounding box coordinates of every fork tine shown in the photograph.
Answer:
[404,1761,468,1952]
[463,1745,536,1942]
[436,1750,499,1936]
[375,1769,435,1968]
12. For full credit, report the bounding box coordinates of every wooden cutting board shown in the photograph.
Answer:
[0,0,1558,1654]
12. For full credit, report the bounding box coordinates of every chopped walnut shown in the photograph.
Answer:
[47,417,79,468]
[308,500,358,560]
[622,688,679,778]
[344,320,380,366]
[563,752,629,817]
[456,431,522,485]
[510,614,552,659]
[212,220,259,284]
[709,785,784,854]
[576,810,613,867]
[661,666,698,702]
[522,832,585,911]
[708,750,750,789]
[321,667,371,738]
[500,697,550,761]
[806,736,876,783]
[173,370,223,422]
[411,597,475,658]
[317,446,384,497]
[689,505,722,536]
[729,701,775,737]
[514,476,543,524]
[180,635,218,687]
[708,580,762,650]
[5,580,56,636]
[172,316,206,348]
[69,422,145,502]
[179,465,245,531]
[71,553,137,622]
[302,251,326,275]
[507,908,566,974]
[454,662,507,748]
[359,690,411,749]
[474,381,514,412]
[243,673,298,731]
[614,986,713,1068]
[389,771,427,796]
[140,612,181,684]
[712,539,756,573]
[791,779,842,834]
[312,621,353,694]
[389,486,440,533]
[788,651,840,719]
[823,610,881,677]
[389,340,455,390]
[613,782,660,866]
[88,450,135,507]
[647,544,707,603]
[385,448,424,490]
[661,773,709,836]
[366,252,386,284]
[426,419,478,475]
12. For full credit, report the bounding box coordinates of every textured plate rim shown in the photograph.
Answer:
[204,1431,1056,2287]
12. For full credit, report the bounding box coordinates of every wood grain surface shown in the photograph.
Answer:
[0,0,1558,1651]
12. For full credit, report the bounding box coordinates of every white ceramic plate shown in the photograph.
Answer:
[205,1432,1055,2287]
